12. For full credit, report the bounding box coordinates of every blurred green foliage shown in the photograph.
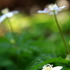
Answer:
[0,11,70,70]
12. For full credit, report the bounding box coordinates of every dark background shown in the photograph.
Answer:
[0,0,56,13]
[0,0,70,13]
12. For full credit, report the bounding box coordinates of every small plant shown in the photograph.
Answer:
[38,4,70,55]
[0,8,19,46]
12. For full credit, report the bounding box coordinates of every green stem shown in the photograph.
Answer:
[6,17,16,45]
[53,11,70,54]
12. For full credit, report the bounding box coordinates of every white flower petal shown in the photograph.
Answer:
[44,8,50,11]
[48,5,53,10]
[38,10,48,13]
[12,11,19,14]
[58,6,66,11]
[52,6,58,10]
[52,66,63,70]
[5,12,14,17]
[43,65,47,68]
[0,15,6,23]
[60,6,66,9]
[52,4,59,10]
[5,11,19,17]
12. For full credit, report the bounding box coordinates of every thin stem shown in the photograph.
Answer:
[6,17,13,33]
[53,11,70,54]
[6,17,16,45]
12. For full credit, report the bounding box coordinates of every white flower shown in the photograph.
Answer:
[0,8,19,23]
[42,64,63,70]
[38,4,65,14]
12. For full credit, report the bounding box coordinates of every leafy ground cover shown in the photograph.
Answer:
[0,10,70,70]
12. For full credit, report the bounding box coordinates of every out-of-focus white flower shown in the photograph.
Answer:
[42,64,63,70]
[0,8,19,23]
[38,4,65,15]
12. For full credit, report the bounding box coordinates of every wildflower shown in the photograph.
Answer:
[0,8,19,23]
[38,4,65,14]
[42,64,63,70]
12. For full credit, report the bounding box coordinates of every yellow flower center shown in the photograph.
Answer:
[45,67,52,70]
[2,8,9,14]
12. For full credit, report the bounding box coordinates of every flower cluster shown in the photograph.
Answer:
[42,64,63,70]
[38,4,65,15]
